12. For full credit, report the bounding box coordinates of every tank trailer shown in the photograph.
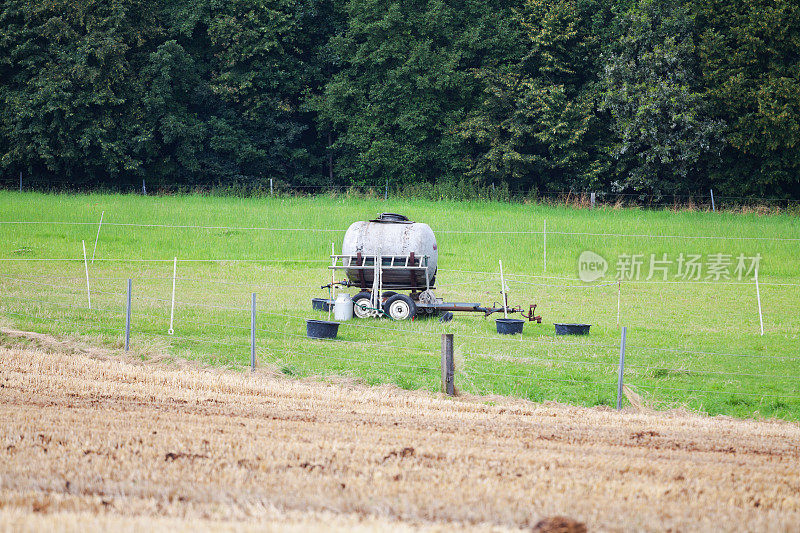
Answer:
[320,213,542,322]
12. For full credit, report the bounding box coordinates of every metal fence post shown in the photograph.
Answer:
[91,211,104,264]
[710,189,716,212]
[441,333,454,396]
[616,326,627,410]
[82,240,91,309]
[124,279,132,352]
[270,178,273,196]
[384,179,388,201]
[168,257,176,335]
[251,293,257,371]
[590,192,596,208]
[755,268,764,336]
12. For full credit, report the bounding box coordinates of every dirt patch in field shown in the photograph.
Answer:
[1,329,799,532]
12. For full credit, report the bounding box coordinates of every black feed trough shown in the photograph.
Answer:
[496,318,525,335]
[311,298,334,312]
[306,319,339,339]
[554,323,591,335]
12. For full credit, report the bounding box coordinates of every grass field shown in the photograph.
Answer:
[2,335,800,531]
[1,191,799,420]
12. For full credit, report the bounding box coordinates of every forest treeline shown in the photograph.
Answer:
[1,0,798,198]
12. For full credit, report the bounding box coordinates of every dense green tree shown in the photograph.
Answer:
[0,0,338,190]
[139,40,206,184]
[311,0,521,185]
[459,0,612,193]
[600,0,723,198]
[692,0,800,197]
[0,0,161,186]
[206,0,341,186]
[0,0,798,199]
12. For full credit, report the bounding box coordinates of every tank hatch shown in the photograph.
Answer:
[370,213,412,223]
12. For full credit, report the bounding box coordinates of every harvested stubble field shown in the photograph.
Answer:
[2,328,800,532]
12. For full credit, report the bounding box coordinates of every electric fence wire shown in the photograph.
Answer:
[5,308,794,398]
[462,351,800,380]
[457,367,617,388]
[1,310,122,334]
[250,309,800,361]
[4,299,800,402]
[3,290,796,362]
[1,219,799,241]
[462,367,800,400]
[280,348,440,373]
[147,310,440,358]
[1,303,437,361]
[0,275,127,298]
[0,289,440,358]
[633,383,800,401]
[0,257,330,263]
[1,294,125,317]
[135,330,252,350]
[4,261,797,287]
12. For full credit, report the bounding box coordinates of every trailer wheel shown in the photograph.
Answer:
[352,292,374,319]
[384,294,417,320]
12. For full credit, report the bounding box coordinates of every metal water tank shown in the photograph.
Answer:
[341,213,438,290]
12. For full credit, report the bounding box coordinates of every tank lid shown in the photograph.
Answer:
[370,213,412,223]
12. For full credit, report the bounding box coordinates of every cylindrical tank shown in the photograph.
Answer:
[341,213,438,290]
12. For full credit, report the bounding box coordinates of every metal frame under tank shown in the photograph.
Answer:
[328,252,433,317]
[325,251,542,322]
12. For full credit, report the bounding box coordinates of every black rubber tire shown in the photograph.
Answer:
[352,291,373,319]
[381,291,398,299]
[383,294,417,320]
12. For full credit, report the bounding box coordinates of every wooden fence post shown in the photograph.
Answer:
[441,333,454,396]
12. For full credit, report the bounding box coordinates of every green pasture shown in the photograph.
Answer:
[1,191,799,420]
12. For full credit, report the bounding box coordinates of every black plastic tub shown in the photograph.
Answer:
[496,318,525,335]
[311,298,333,312]
[306,319,339,339]
[554,323,591,335]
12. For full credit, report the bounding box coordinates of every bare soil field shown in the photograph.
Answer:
[1,328,799,532]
